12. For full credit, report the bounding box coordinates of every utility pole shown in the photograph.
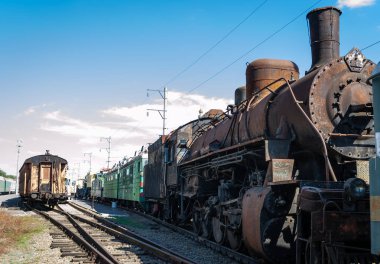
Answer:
[147,86,167,136]
[15,139,23,195]
[83,152,92,174]
[100,137,111,169]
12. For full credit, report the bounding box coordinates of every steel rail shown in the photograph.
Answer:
[55,204,121,264]
[69,201,262,264]
[67,201,195,264]
[26,203,115,264]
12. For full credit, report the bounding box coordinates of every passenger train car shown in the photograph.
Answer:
[19,150,68,205]
[0,176,15,194]
[100,148,148,208]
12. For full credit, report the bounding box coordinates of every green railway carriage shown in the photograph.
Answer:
[103,169,118,199]
[0,176,15,194]
[102,150,148,207]
[91,173,104,199]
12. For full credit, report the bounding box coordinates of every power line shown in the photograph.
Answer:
[362,40,380,51]
[114,1,324,149]
[163,0,268,87]
[187,0,323,93]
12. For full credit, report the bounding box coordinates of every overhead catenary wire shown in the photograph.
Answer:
[186,0,323,94]
[130,0,324,134]
[362,40,380,51]
[162,0,269,87]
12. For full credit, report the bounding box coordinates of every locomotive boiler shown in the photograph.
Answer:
[176,6,377,263]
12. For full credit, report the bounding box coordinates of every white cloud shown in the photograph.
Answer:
[41,111,142,144]
[337,0,375,8]
[37,91,232,172]
[24,104,48,115]
[103,90,232,133]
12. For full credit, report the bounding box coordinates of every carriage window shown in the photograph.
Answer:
[164,143,174,163]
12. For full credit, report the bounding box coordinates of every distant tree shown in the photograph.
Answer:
[0,169,16,180]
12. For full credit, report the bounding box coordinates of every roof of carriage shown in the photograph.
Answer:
[22,150,67,165]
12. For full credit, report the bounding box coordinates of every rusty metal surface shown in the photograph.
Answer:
[308,51,376,159]
[298,187,342,212]
[246,58,299,100]
[311,211,370,242]
[307,6,341,71]
[242,187,296,263]
[186,51,375,182]
[242,187,268,259]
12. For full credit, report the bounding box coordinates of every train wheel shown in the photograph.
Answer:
[212,216,226,244]
[201,215,212,239]
[227,228,242,251]
[192,200,202,235]
[227,217,243,251]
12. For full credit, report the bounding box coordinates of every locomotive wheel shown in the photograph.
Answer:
[212,216,226,244]
[227,216,243,251]
[201,215,213,239]
[227,228,243,251]
[192,200,202,235]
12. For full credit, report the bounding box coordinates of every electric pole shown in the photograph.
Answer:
[15,139,23,195]
[100,137,111,169]
[147,86,167,136]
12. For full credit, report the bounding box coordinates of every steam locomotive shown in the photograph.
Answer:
[89,6,378,263]
[143,6,377,263]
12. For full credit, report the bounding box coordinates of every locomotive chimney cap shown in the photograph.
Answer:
[45,150,50,155]
[306,6,342,18]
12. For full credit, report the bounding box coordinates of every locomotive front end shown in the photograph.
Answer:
[241,6,377,263]
[308,49,375,163]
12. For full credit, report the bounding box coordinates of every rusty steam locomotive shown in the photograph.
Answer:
[143,6,378,263]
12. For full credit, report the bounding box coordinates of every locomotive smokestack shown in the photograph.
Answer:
[307,6,342,71]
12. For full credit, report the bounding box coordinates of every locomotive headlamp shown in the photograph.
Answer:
[344,178,367,203]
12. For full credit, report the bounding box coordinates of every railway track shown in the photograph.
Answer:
[28,202,195,264]
[68,200,262,264]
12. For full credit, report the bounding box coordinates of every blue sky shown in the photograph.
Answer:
[0,0,379,178]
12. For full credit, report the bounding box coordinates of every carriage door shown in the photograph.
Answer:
[39,163,52,192]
